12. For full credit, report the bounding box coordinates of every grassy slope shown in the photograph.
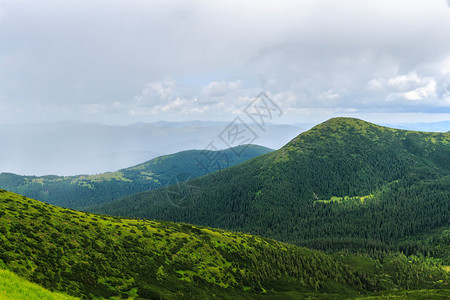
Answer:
[0,268,77,300]
[355,289,450,299]
[0,189,384,299]
[2,264,447,300]
[0,145,273,210]
[0,190,448,299]
[92,118,450,255]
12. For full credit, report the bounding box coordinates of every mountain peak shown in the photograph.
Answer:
[315,117,380,131]
[280,117,391,155]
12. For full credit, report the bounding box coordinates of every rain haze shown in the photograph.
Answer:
[1,0,450,175]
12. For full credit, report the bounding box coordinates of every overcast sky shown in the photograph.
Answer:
[1,0,450,125]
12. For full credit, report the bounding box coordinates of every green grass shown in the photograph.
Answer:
[0,268,77,300]
[355,289,450,299]
[315,194,374,205]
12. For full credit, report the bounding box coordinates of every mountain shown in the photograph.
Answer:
[1,189,449,299]
[0,121,300,176]
[0,189,390,299]
[92,118,450,258]
[0,145,273,210]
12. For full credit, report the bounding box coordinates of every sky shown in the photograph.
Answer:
[1,0,450,125]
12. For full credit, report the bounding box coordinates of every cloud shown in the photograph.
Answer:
[146,80,175,99]
[361,58,450,110]
[387,79,437,102]
[319,89,341,101]
[440,57,450,75]
[367,79,384,92]
[387,73,425,92]
[0,0,450,124]
[135,79,175,105]
[404,80,437,101]
[126,79,264,118]
[200,80,241,98]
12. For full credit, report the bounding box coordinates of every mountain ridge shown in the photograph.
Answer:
[0,145,273,209]
[92,117,450,257]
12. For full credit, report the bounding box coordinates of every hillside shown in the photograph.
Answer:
[92,118,450,257]
[1,189,448,299]
[0,267,77,300]
[0,188,386,299]
[0,145,272,210]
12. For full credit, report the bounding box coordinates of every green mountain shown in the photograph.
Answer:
[1,189,448,299]
[92,118,450,258]
[0,189,373,299]
[0,145,272,210]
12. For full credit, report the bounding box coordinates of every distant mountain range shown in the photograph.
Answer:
[1,120,447,176]
[92,118,450,259]
[382,121,450,132]
[0,121,301,176]
[0,145,273,209]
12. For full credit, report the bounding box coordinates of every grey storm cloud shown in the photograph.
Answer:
[0,0,450,124]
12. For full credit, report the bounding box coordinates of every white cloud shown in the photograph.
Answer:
[147,80,175,99]
[440,57,450,75]
[319,89,340,101]
[364,63,449,109]
[387,73,426,92]
[269,91,298,108]
[403,80,437,101]
[155,97,185,113]
[135,79,175,104]
[386,81,439,104]
[200,80,241,98]
[1,0,450,124]
[367,79,384,91]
